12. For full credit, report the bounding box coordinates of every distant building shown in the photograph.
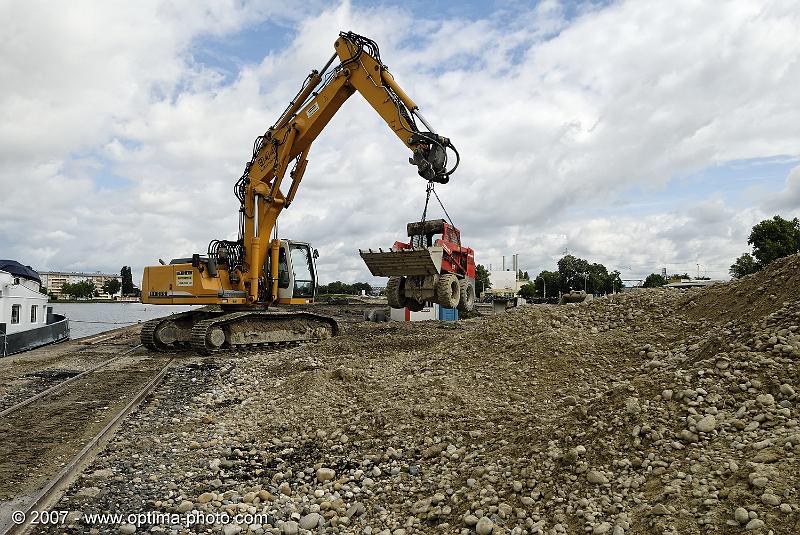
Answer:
[40,271,122,299]
[484,270,526,298]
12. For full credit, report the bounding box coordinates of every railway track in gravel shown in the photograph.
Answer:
[0,344,143,417]
[0,350,174,535]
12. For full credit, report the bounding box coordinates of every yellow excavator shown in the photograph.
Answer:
[140,31,459,352]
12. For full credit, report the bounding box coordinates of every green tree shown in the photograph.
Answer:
[557,255,590,291]
[643,273,667,288]
[748,215,800,267]
[606,270,623,293]
[318,281,374,295]
[351,282,373,295]
[61,280,96,299]
[121,266,135,295]
[729,253,759,279]
[535,270,560,299]
[517,281,537,299]
[103,278,121,296]
[475,264,491,295]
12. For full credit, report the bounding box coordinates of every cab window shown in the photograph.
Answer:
[290,244,315,298]
[277,248,290,289]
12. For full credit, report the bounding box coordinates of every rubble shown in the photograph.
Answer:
[39,254,800,534]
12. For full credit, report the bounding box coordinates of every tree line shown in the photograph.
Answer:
[471,255,623,300]
[519,255,623,298]
[317,281,373,295]
[57,278,122,300]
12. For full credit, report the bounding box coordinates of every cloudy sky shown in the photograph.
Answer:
[1,0,799,286]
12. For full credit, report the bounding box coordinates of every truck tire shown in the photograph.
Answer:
[406,299,425,312]
[387,276,407,309]
[458,279,475,312]
[435,273,460,309]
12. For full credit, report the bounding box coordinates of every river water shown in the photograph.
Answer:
[50,303,198,339]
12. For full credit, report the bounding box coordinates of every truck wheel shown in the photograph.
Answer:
[406,299,425,312]
[435,273,460,308]
[387,276,407,309]
[458,279,475,312]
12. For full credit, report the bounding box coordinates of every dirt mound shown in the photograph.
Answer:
[34,281,799,535]
[685,252,800,324]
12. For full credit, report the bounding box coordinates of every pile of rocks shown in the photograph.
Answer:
[44,255,800,534]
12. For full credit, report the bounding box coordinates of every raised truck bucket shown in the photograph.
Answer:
[359,246,444,277]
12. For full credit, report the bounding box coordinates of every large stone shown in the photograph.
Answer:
[118,525,136,535]
[587,470,609,484]
[651,504,668,515]
[594,522,612,534]
[695,414,717,433]
[177,500,193,513]
[745,519,764,530]
[317,467,336,482]
[282,520,299,535]
[756,394,775,406]
[299,513,321,530]
[734,507,749,524]
[476,517,494,535]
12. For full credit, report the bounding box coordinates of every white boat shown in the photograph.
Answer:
[0,260,69,356]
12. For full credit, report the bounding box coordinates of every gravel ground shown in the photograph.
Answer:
[31,255,800,535]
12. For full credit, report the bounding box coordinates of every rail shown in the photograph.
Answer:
[0,344,142,418]
[0,356,174,535]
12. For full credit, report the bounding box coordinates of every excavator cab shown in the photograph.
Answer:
[265,240,318,304]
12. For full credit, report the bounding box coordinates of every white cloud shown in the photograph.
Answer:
[762,165,800,212]
[1,0,799,288]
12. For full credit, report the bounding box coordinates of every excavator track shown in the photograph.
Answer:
[140,318,165,351]
[190,311,339,354]
[141,308,338,354]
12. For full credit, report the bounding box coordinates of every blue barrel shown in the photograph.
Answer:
[438,307,459,321]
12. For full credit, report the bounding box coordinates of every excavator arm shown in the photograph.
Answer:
[222,31,459,304]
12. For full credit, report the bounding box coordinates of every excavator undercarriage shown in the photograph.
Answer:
[141,308,338,353]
